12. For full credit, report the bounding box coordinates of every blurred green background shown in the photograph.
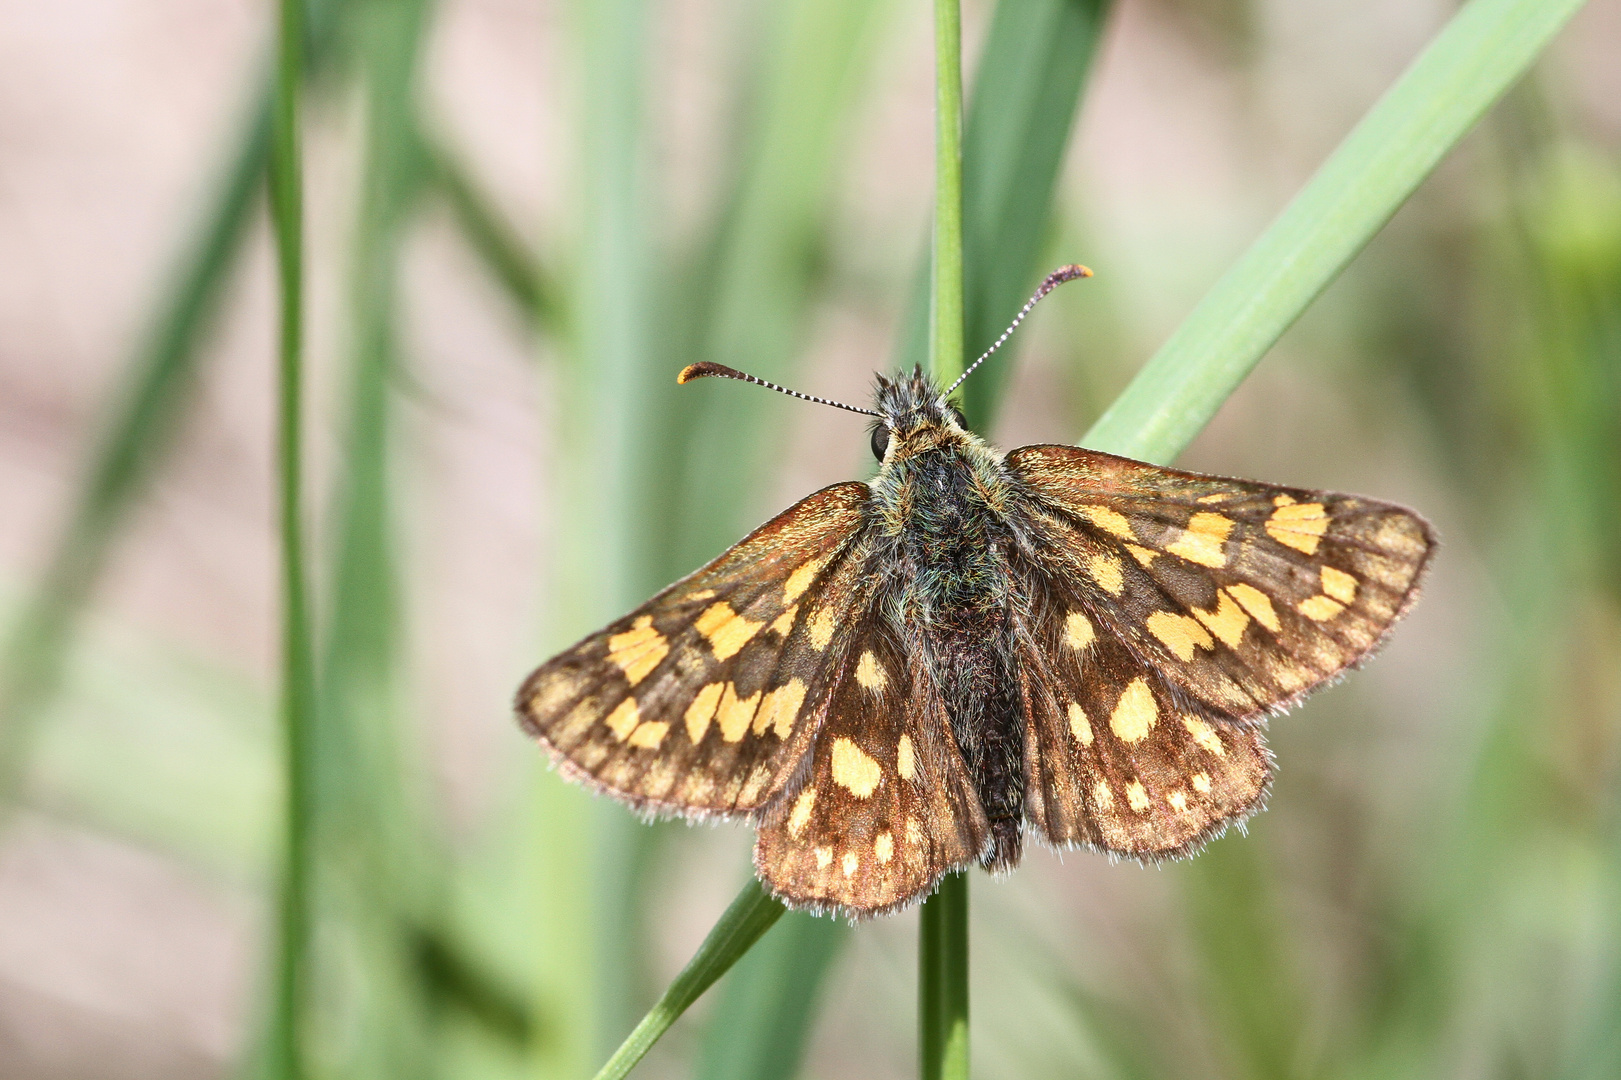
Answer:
[2,0,1620,1078]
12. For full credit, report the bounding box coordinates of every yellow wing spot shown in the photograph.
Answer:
[1227,583,1281,633]
[739,764,772,804]
[695,602,764,661]
[753,678,807,738]
[627,721,669,749]
[1182,716,1226,756]
[855,650,888,691]
[770,605,797,636]
[685,589,716,602]
[1321,565,1358,604]
[875,832,894,864]
[783,556,829,604]
[808,608,836,651]
[906,818,924,846]
[1080,504,1135,540]
[1167,790,1188,812]
[605,698,640,741]
[608,616,668,686]
[1110,678,1158,743]
[1067,702,1094,745]
[1126,781,1150,812]
[1298,594,1345,621]
[717,683,762,742]
[1146,611,1215,662]
[1091,781,1114,809]
[1274,494,1296,506]
[1086,551,1126,595]
[841,851,859,877]
[1192,589,1250,647]
[525,671,582,719]
[1198,492,1234,503]
[787,787,816,838]
[685,682,724,743]
[1267,501,1330,554]
[897,734,916,780]
[642,759,677,798]
[682,773,716,802]
[815,847,833,869]
[1065,611,1096,650]
[1126,543,1158,568]
[831,737,881,798]
[1167,512,1234,568]
[1192,771,1212,794]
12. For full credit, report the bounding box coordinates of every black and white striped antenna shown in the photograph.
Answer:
[677,362,881,418]
[943,264,1091,399]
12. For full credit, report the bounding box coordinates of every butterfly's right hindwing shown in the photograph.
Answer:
[516,482,869,818]
[753,618,989,915]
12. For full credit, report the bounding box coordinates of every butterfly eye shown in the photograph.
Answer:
[871,425,891,461]
[948,405,967,428]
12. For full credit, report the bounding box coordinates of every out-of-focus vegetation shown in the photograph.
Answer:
[0,1,1618,1079]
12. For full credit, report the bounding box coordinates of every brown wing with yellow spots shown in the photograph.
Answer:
[1005,444,1435,856]
[515,482,871,819]
[753,620,989,916]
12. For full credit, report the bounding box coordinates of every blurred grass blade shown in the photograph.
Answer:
[662,0,890,575]
[423,133,564,336]
[266,0,314,1075]
[896,0,1111,426]
[314,0,444,1076]
[531,0,661,1072]
[0,100,269,798]
[692,912,846,1080]
[1084,0,1589,463]
[593,880,786,1080]
[0,0,355,800]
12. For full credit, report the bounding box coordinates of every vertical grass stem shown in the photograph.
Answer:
[268,0,314,1075]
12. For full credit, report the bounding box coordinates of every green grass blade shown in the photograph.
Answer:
[1083,0,1589,464]
[692,912,847,1080]
[919,872,970,1080]
[266,0,314,1075]
[928,0,965,388]
[894,0,1111,427]
[592,881,786,1080]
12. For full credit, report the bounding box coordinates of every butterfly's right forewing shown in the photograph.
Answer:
[516,482,870,818]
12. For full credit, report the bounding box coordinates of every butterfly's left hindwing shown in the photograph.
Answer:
[516,482,869,818]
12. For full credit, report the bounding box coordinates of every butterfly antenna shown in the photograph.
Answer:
[678,362,881,417]
[942,264,1093,398]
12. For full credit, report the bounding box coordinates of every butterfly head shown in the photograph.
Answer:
[868,366,972,464]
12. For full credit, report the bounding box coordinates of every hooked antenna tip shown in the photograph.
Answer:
[678,362,741,385]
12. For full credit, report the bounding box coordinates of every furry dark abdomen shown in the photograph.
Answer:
[899,448,1025,870]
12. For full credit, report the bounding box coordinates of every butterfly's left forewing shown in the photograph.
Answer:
[516,482,870,818]
[1005,444,1435,858]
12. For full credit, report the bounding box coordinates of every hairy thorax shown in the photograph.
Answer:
[868,398,1027,870]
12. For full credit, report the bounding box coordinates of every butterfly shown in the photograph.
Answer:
[515,266,1436,917]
